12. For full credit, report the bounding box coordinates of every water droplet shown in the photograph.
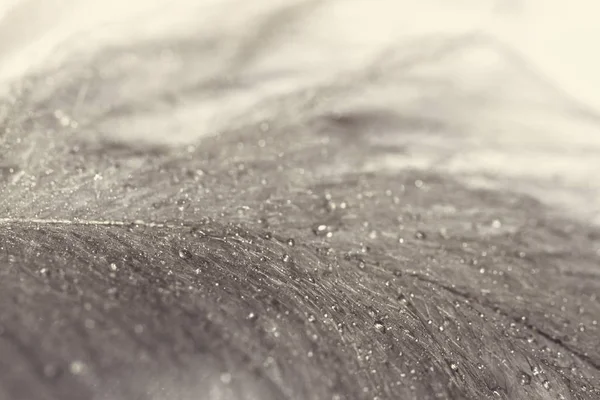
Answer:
[374,321,386,333]
[286,238,295,247]
[542,380,550,390]
[449,362,459,371]
[366,306,378,318]
[397,294,408,305]
[195,168,206,177]
[109,263,117,271]
[190,227,205,237]
[415,231,427,240]
[314,224,327,233]
[178,249,192,259]
[518,371,531,385]
[307,314,316,323]
[247,312,258,321]
[282,254,291,263]
[312,223,333,237]
[69,361,85,375]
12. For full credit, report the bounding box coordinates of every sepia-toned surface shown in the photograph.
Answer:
[1,1,599,399]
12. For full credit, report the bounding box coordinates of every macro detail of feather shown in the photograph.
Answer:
[1,1,600,400]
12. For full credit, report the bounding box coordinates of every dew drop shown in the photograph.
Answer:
[307,314,316,323]
[366,306,378,318]
[247,312,258,321]
[312,223,332,237]
[415,231,427,240]
[287,238,295,247]
[518,371,531,385]
[109,263,117,271]
[69,361,85,375]
[397,294,408,305]
[282,254,291,263]
[314,224,327,233]
[178,249,192,259]
[190,227,205,237]
[195,168,206,177]
[374,321,386,333]
[542,380,550,390]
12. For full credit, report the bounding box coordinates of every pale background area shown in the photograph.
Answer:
[0,0,599,224]
[1,0,599,110]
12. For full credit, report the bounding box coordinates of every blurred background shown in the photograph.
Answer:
[1,0,600,111]
[1,0,599,224]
